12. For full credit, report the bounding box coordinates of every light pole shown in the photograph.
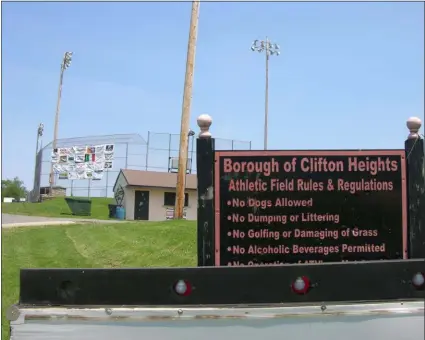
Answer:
[35,123,44,160]
[32,123,44,201]
[251,38,280,150]
[49,51,73,194]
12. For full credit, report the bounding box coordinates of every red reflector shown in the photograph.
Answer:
[174,280,192,296]
[292,276,311,295]
[412,272,424,289]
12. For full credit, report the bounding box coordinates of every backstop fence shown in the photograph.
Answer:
[32,132,251,200]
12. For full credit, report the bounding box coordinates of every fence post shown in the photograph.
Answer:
[405,117,424,258]
[125,143,129,168]
[168,133,172,167]
[196,114,215,267]
[190,133,195,173]
[145,131,150,171]
[105,170,109,197]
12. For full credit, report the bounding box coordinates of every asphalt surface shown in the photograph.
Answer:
[2,213,125,228]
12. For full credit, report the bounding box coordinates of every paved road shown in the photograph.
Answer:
[2,213,125,228]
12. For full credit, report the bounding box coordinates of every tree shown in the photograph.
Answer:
[1,177,28,201]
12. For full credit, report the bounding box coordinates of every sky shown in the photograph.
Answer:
[1,1,424,195]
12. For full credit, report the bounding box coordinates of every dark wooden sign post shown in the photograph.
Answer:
[196,116,424,266]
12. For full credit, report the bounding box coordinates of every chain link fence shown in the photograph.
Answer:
[146,131,252,173]
[32,132,251,199]
[34,134,146,199]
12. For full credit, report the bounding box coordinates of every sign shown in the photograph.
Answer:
[214,150,407,266]
[51,144,115,180]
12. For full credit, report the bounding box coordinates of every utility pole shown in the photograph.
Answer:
[49,51,73,195]
[251,38,280,150]
[174,1,200,219]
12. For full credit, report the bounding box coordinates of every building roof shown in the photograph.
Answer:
[118,169,197,190]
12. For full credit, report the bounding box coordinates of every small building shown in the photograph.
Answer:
[113,169,197,221]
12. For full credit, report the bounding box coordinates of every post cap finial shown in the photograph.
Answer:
[197,114,212,138]
[406,117,422,140]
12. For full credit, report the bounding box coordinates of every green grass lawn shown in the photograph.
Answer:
[1,220,196,339]
[2,197,114,219]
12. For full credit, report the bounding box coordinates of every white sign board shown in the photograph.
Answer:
[51,144,115,180]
